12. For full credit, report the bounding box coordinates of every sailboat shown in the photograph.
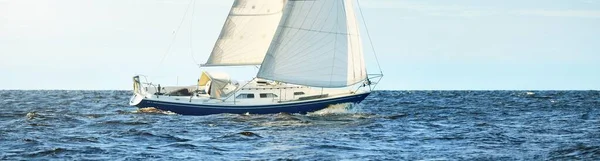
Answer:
[129,0,383,116]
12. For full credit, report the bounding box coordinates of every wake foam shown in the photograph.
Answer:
[132,107,176,115]
[308,103,357,116]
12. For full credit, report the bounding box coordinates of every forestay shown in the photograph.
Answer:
[204,0,285,66]
[257,0,367,88]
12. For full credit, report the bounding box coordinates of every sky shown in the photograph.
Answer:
[0,0,599,90]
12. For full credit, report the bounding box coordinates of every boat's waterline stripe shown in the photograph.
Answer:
[140,93,369,110]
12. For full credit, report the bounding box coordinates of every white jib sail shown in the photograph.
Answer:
[204,0,285,66]
[257,0,367,88]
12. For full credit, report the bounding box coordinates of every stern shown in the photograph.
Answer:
[129,76,145,106]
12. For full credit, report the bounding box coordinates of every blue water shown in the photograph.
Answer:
[1,90,599,160]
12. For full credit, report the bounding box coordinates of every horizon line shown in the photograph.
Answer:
[1,89,598,91]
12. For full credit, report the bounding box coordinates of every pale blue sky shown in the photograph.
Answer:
[1,0,599,90]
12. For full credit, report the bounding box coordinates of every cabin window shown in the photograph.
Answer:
[294,92,305,95]
[257,81,268,84]
[236,93,255,99]
[259,93,278,98]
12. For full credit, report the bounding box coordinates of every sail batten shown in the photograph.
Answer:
[257,0,367,88]
[204,0,285,66]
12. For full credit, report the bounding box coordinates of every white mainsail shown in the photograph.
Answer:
[257,0,367,88]
[204,0,286,66]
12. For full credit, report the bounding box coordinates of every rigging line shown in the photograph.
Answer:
[273,1,314,56]
[208,5,280,66]
[272,38,336,73]
[189,0,200,68]
[272,28,339,72]
[274,48,338,74]
[205,1,237,65]
[229,11,283,16]
[220,4,274,58]
[348,0,361,79]
[276,1,328,58]
[356,0,383,75]
[215,3,273,62]
[328,1,340,87]
[205,0,268,65]
[279,26,353,35]
[273,2,338,72]
[343,0,357,81]
[258,4,293,74]
[274,2,336,65]
[156,0,194,70]
[217,2,278,62]
[269,31,332,69]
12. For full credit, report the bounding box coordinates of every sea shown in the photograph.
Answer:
[0,90,599,160]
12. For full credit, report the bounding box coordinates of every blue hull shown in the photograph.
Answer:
[135,92,370,116]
